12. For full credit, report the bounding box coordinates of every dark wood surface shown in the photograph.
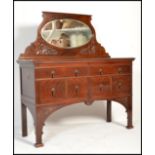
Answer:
[17,12,135,147]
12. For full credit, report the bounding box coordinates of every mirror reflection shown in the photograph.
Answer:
[41,19,93,49]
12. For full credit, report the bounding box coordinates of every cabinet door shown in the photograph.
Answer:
[112,75,131,96]
[36,79,65,104]
[90,76,111,99]
[67,77,87,99]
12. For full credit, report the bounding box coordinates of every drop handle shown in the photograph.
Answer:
[74,69,80,76]
[51,70,55,78]
[118,67,123,73]
[99,84,104,91]
[118,82,122,88]
[75,85,79,94]
[99,68,103,75]
[51,88,55,96]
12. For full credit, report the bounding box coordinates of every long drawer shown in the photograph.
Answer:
[36,77,88,104]
[35,66,88,79]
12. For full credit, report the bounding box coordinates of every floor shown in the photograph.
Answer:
[14,101,141,154]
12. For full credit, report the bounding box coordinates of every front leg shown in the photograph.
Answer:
[126,109,133,129]
[33,105,65,147]
[107,100,112,122]
[21,103,28,137]
[34,117,44,147]
[126,97,133,129]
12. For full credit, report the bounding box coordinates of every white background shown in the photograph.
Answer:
[1,0,154,154]
[13,1,141,154]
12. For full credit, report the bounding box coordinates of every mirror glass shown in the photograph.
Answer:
[41,19,93,49]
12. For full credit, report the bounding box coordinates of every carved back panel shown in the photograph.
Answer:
[19,11,110,60]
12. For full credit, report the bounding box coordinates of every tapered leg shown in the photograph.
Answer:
[21,103,27,137]
[126,110,133,129]
[107,100,112,122]
[126,96,133,129]
[34,118,44,147]
[33,105,62,147]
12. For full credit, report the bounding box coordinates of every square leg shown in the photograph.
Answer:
[21,103,28,137]
[107,100,112,122]
[126,110,133,129]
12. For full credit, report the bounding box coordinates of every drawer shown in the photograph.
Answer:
[112,75,131,95]
[35,66,88,79]
[89,64,131,76]
[90,76,111,98]
[36,79,65,103]
[66,67,88,77]
[114,65,131,74]
[67,77,87,98]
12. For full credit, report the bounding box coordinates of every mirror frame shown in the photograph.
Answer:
[40,18,93,49]
[37,12,97,54]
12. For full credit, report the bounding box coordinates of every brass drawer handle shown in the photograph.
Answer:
[99,84,104,91]
[118,67,123,73]
[51,70,55,78]
[118,82,122,88]
[51,88,55,96]
[99,68,103,75]
[74,69,80,76]
[75,85,79,94]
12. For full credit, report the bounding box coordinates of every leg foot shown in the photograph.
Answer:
[35,117,44,147]
[107,100,112,122]
[35,143,44,148]
[126,110,133,129]
[21,103,27,137]
[126,125,134,129]
[84,100,93,105]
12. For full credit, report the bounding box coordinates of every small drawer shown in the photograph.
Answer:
[66,67,88,77]
[90,76,111,98]
[113,65,131,74]
[89,64,131,76]
[112,75,131,95]
[35,66,88,79]
[67,77,87,98]
[89,65,110,75]
[36,79,66,104]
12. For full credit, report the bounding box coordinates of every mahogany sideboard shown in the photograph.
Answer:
[17,11,135,147]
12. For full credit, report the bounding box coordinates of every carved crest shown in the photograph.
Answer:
[20,12,110,59]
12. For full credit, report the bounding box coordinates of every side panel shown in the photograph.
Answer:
[21,67,35,99]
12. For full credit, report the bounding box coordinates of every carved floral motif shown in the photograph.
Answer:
[36,43,58,55]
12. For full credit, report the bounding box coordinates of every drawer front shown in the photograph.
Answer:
[89,64,131,76]
[66,67,88,77]
[114,65,131,74]
[35,66,88,79]
[35,67,65,79]
[90,76,111,98]
[36,79,65,103]
[67,78,87,98]
[112,75,131,95]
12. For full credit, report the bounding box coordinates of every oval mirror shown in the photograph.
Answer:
[41,19,93,49]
